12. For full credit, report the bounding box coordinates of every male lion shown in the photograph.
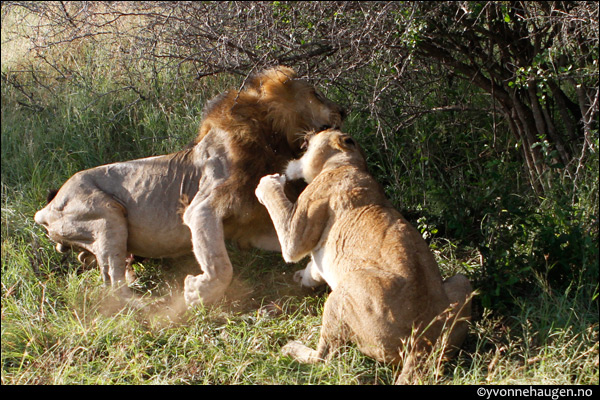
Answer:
[255,129,472,384]
[34,66,344,306]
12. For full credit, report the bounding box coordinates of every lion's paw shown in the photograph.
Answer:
[184,274,226,307]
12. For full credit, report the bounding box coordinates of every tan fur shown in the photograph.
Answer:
[34,66,344,306]
[255,129,473,383]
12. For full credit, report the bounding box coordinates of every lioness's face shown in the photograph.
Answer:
[286,129,358,183]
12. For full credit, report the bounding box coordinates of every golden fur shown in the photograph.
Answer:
[34,66,344,306]
[255,129,473,383]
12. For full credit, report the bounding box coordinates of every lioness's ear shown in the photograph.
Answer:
[336,135,357,151]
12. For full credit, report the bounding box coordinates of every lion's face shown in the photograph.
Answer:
[197,66,345,154]
[258,67,345,153]
[291,82,345,131]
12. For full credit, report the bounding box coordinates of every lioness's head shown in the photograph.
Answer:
[247,66,345,152]
[286,129,366,183]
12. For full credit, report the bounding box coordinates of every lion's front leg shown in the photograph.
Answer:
[182,195,233,307]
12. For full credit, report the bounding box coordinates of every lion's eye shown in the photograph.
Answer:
[319,125,331,131]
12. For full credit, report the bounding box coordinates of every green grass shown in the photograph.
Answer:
[1,16,598,384]
[2,137,597,385]
[2,224,597,384]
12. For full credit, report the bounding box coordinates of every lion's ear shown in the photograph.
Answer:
[266,66,297,83]
[248,66,297,93]
[260,67,297,101]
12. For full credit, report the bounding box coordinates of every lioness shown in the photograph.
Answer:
[34,66,344,306]
[255,129,472,383]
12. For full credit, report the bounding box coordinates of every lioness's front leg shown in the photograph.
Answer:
[441,274,473,357]
[255,174,328,263]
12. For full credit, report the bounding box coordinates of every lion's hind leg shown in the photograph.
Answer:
[37,189,132,298]
[81,197,132,298]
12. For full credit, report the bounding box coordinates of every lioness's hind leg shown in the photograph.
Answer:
[442,274,473,357]
[282,289,345,364]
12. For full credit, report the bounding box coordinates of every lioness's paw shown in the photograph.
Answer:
[292,265,326,288]
[273,173,287,186]
[281,340,303,356]
[255,174,286,204]
[281,340,321,364]
[293,269,305,284]
[262,173,286,186]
